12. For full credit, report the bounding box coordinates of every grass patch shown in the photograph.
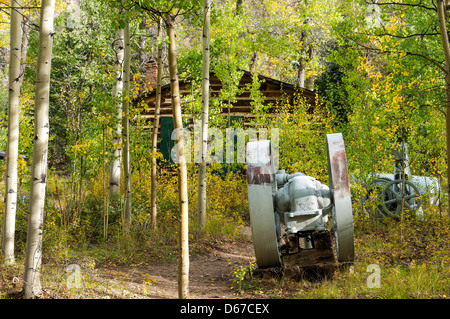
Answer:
[2,167,449,299]
[235,210,450,299]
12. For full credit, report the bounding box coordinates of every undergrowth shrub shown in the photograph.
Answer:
[270,99,332,182]
[38,164,251,255]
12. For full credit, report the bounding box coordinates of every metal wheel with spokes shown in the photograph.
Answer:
[381,179,422,218]
[364,177,394,220]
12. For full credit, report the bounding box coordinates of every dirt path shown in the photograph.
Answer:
[148,240,255,299]
[1,228,258,299]
[91,232,257,299]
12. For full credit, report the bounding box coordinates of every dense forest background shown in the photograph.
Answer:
[0,0,449,299]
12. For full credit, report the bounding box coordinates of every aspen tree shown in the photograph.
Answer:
[110,26,125,198]
[437,0,450,216]
[296,1,314,89]
[197,0,211,233]
[23,0,55,299]
[2,0,23,265]
[165,12,190,299]
[122,21,132,229]
[133,0,202,300]
[19,13,30,87]
[150,17,163,231]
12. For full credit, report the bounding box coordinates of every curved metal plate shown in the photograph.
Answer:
[326,133,355,263]
[246,140,281,268]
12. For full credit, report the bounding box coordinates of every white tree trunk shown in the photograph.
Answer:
[23,0,55,299]
[122,22,132,229]
[297,57,306,88]
[109,27,124,198]
[437,0,450,216]
[2,0,23,265]
[165,13,190,299]
[150,18,163,231]
[305,45,315,90]
[19,15,30,86]
[197,0,211,233]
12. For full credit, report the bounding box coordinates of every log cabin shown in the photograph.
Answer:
[134,60,316,163]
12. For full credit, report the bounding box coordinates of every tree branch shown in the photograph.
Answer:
[437,0,450,69]
[356,31,440,39]
[365,0,436,11]
[349,37,447,73]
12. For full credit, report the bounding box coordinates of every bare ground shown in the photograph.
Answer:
[1,227,259,299]
[90,237,257,299]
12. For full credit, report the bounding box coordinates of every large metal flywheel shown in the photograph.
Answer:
[326,133,355,263]
[246,134,355,269]
[246,140,281,268]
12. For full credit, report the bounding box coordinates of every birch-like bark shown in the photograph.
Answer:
[150,18,163,231]
[19,16,30,87]
[437,0,450,216]
[305,45,315,90]
[109,27,124,198]
[197,0,211,233]
[23,0,55,299]
[2,0,23,265]
[296,26,309,89]
[297,57,306,88]
[138,14,147,76]
[122,22,132,229]
[165,13,190,299]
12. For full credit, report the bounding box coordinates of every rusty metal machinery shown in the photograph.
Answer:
[246,133,354,270]
[363,143,440,220]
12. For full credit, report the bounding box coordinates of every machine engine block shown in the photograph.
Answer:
[246,133,355,273]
